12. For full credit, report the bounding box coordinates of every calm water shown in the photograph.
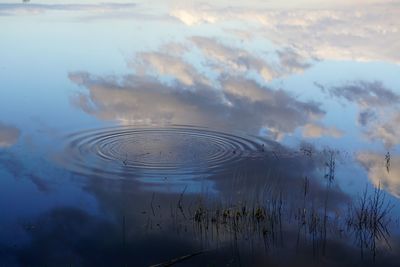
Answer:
[1,1,400,266]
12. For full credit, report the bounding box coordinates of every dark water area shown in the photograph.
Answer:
[1,1,400,266]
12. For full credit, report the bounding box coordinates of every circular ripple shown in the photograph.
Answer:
[59,126,264,179]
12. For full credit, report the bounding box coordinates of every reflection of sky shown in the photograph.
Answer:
[1,0,400,265]
[1,1,399,145]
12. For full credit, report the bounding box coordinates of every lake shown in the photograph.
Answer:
[1,1,400,266]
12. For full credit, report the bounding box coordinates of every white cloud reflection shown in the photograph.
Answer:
[170,3,400,64]
[133,52,210,86]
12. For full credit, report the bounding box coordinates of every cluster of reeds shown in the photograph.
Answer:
[191,193,284,250]
[346,183,393,262]
[295,176,325,256]
[142,148,395,264]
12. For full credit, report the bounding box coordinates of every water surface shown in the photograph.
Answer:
[1,0,400,266]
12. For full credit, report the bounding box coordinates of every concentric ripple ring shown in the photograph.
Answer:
[58,126,265,179]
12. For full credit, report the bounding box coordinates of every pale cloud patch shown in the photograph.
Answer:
[357,152,400,198]
[366,114,400,148]
[169,5,218,26]
[302,123,343,138]
[133,52,210,86]
[0,122,20,148]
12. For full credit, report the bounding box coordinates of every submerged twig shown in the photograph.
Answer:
[149,250,206,267]
[178,185,188,219]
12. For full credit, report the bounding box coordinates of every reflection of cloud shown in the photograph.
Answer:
[330,81,399,108]
[170,4,400,64]
[357,152,400,198]
[0,122,20,148]
[358,109,376,126]
[277,48,312,74]
[132,38,311,85]
[366,114,400,149]
[328,81,400,148]
[190,36,278,81]
[302,123,343,138]
[134,52,209,86]
[190,36,310,81]
[69,71,325,139]
[69,34,331,140]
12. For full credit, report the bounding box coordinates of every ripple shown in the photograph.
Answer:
[58,126,266,179]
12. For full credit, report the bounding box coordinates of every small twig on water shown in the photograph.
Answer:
[149,250,206,267]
